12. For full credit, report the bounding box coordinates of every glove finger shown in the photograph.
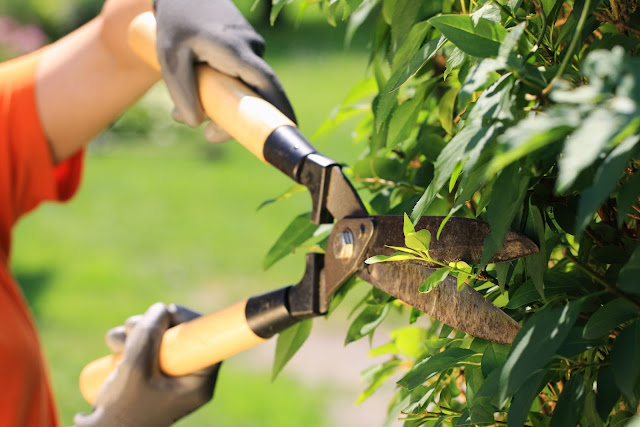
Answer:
[192,42,297,124]
[158,45,204,127]
[73,408,103,427]
[203,121,231,144]
[124,314,143,336]
[231,54,297,125]
[167,303,201,326]
[105,325,126,354]
[122,302,171,377]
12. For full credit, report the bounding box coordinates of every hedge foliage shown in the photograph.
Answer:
[268,1,640,425]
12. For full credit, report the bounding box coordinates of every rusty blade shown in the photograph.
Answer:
[372,216,539,266]
[324,216,538,300]
[323,215,536,344]
[357,262,521,344]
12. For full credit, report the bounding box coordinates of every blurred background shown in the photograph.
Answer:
[1,1,407,425]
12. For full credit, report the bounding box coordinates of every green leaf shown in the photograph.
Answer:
[365,252,419,264]
[272,319,312,380]
[419,267,451,293]
[444,47,467,80]
[403,212,416,235]
[556,107,628,193]
[610,411,635,427]
[390,326,428,358]
[498,22,526,62]
[387,85,427,147]
[345,0,377,45]
[481,164,531,266]
[428,15,508,58]
[596,365,621,420]
[583,298,639,339]
[439,86,459,136]
[557,326,599,358]
[412,121,501,221]
[397,347,476,390]
[611,320,640,400]
[406,229,432,253]
[583,391,604,427]
[458,59,502,106]
[375,88,398,132]
[257,184,306,211]
[311,78,377,141]
[391,20,431,71]
[577,135,640,231]
[385,245,421,255]
[381,0,396,24]
[389,35,446,91]
[263,213,319,270]
[356,359,403,404]
[470,2,501,25]
[495,262,511,293]
[507,369,549,427]
[390,0,422,47]
[550,372,586,427]
[506,274,585,309]
[627,416,640,427]
[617,171,640,228]
[481,342,510,377]
[497,300,583,405]
[508,0,523,12]
[488,112,577,176]
[270,0,291,25]
[525,203,547,297]
[450,260,472,291]
[342,0,366,19]
[345,303,391,344]
[465,365,485,404]
[618,245,640,296]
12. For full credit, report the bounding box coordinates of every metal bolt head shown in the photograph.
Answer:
[334,229,355,260]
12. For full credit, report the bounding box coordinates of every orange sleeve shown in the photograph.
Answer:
[0,50,84,234]
[0,50,85,427]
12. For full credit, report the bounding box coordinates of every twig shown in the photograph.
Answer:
[526,0,548,62]
[542,0,593,95]
[354,176,425,194]
[566,251,640,311]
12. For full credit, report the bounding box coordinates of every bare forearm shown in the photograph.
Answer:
[36,0,159,164]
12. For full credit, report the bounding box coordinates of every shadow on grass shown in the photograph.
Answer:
[13,268,53,320]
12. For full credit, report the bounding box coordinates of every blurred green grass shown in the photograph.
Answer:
[10,8,374,425]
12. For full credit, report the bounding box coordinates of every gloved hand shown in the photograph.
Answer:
[154,0,297,143]
[74,303,220,427]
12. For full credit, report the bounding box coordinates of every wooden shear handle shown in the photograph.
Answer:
[129,12,295,162]
[79,299,266,404]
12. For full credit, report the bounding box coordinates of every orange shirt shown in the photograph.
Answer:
[0,51,83,426]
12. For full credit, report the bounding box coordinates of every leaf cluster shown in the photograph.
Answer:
[267,0,640,425]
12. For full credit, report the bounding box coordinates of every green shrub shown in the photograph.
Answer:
[270,1,640,425]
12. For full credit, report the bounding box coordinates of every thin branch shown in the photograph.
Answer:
[542,0,593,95]
[566,251,640,311]
[526,0,548,62]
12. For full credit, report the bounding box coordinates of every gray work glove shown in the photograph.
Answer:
[154,0,297,143]
[74,303,220,427]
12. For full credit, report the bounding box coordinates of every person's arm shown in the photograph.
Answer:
[36,0,160,164]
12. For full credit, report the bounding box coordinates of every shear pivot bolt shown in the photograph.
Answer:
[334,230,355,260]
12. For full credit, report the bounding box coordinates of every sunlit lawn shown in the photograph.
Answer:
[11,12,375,425]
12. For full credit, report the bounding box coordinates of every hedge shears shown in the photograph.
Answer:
[79,12,538,404]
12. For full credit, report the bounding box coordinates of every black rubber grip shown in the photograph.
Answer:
[263,126,317,181]
[245,287,297,339]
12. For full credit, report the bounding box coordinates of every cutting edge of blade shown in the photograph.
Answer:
[356,261,521,344]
